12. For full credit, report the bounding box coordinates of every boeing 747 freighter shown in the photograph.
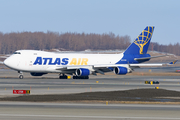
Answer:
[3,26,176,79]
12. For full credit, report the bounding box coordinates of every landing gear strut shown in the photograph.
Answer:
[18,71,23,79]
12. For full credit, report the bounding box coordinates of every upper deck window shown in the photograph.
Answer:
[13,52,21,54]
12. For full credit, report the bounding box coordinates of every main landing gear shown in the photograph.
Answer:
[18,71,23,79]
[73,76,89,79]
[59,74,89,79]
[59,74,68,79]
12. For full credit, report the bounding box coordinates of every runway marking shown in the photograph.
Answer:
[0,114,179,119]
[1,102,180,108]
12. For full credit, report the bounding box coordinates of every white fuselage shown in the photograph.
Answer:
[4,50,124,73]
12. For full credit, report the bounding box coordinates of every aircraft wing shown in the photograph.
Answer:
[55,60,177,75]
[56,64,129,70]
[56,62,170,70]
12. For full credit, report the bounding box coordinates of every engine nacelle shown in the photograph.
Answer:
[30,72,47,76]
[114,67,128,75]
[75,68,91,76]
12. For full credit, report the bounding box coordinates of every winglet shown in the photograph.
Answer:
[168,60,178,65]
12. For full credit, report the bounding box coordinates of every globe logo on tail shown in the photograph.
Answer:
[134,26,154,54]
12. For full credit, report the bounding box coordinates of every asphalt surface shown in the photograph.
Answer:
[0,68,180,96]
[0,76,180,96]
[0,102,180,120]
[0,67,180,120]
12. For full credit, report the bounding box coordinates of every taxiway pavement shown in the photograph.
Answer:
[0,102,180,120]
[0,69,180,96]
[0,68,180,120]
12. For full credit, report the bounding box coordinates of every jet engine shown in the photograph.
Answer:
[75,68,91,76]
[30,72,47,76]
[114,67,128,75]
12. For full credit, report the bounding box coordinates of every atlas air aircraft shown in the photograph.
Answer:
[3,26,175,79]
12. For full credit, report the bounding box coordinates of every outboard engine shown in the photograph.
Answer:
[114,67,128,75]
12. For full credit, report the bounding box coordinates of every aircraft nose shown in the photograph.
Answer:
[3,58,11,67]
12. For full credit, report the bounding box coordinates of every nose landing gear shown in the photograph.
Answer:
[18,71,23,79]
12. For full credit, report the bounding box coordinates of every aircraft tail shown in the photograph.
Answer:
[124,26,154,55]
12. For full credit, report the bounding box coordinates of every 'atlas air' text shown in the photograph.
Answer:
[33,57,88,65]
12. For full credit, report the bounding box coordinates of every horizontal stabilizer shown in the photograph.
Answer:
[130,64,163,67]
[134,55,168,61]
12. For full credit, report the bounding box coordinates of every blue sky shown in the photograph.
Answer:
[0,0,179,45]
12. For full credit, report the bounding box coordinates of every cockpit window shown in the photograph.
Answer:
[13,52,21,54]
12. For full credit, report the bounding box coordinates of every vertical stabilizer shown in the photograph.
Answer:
[124,26,154,55]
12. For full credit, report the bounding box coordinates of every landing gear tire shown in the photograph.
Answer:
[73,76,89,79]
[73,76,78,79]
[18,71,23,79]
[59,75,68,79]
[19,75,23,79]
[59,74,68,79]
